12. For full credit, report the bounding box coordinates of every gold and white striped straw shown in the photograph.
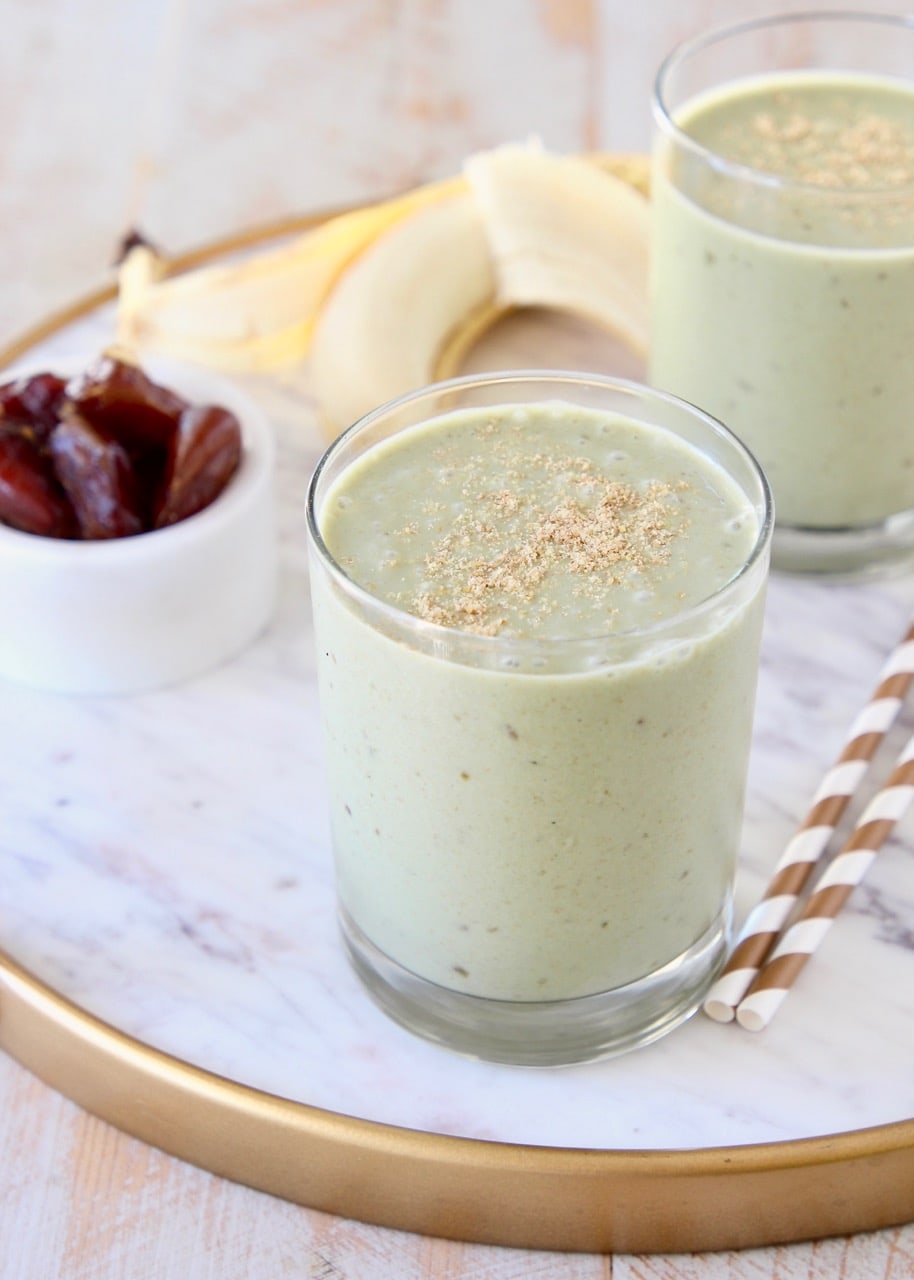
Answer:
[736,731,914,1030]
[703,620,914,1024]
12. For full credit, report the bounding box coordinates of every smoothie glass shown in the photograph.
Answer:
[306,372,772,1065]
[651,11,914,575]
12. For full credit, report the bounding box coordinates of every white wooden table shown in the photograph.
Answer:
[3,2,914,1275]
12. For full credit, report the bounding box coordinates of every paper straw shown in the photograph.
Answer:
[702,621,914,1023]
[736,732,914,1030]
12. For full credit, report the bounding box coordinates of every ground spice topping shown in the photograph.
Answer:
[682,75,914,245]
[748,100,914,188]
[707,82,914,190]
[410,436,689,635]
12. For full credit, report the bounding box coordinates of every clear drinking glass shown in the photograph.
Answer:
[306,372,772,1065]
[650,11,914,576]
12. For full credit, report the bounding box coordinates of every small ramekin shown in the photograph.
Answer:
[0,353,277,695]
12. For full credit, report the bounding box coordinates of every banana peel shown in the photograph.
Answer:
[464,142,651,361]
[434,150,650,385]
[116,176,464,374]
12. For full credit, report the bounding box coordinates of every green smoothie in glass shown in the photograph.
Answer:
[306,373,771,1065]
[651,12,914,574]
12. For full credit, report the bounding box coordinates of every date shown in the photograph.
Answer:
[0,354,243,540]
[0,372,67,443]
[155,405,242,527]
[50,410,145,539]
[66,353,187,452]
[0,427,77,538]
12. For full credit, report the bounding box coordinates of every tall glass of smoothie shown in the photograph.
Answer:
[651,11,914,575]
[306,372,772,1065]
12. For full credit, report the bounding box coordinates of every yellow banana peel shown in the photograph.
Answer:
[116,176,465,374]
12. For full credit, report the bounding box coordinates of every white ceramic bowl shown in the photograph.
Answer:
[0,354,277,695]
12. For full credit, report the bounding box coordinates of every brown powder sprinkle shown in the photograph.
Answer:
[688,80,914,244]
[322,406,761,642]
[751,105,914,188]
[718,88,914,190]
[411,461,688,635]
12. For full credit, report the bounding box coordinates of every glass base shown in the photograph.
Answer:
[339,903,731,1067]
[772,510,914,579]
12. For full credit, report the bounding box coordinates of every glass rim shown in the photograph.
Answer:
[652,8,914,201]
[305,369,774,662]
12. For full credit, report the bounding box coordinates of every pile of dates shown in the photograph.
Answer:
[0,351,242,539]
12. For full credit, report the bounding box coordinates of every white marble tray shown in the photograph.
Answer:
[2,269,914,1248]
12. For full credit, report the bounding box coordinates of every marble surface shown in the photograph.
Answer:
[4,301,913,1164]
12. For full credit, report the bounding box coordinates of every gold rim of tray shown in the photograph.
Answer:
[1,198,912,1256]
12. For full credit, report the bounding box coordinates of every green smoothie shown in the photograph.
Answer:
[310,401,766,1003]
[651,70,914,531]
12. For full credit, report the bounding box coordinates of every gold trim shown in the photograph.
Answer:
[1,191,912,1254]
[3,945,914,1253]
[433,301,512,382]
[0,207,340,370]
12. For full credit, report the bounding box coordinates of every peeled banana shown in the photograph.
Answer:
[311,145,650,434]
[308,191,496,435]
[114,146,651,436]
